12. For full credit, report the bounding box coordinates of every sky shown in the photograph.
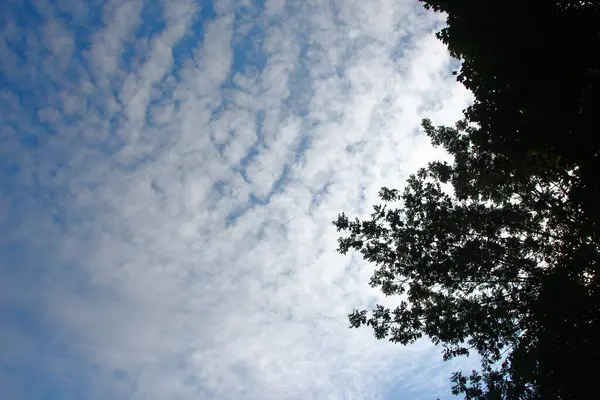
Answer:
[0,0,474,399]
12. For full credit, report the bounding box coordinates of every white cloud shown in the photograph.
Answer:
[1,0,474,399]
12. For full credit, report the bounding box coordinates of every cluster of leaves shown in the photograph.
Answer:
[333,1,600,398]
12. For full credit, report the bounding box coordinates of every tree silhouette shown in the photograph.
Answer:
[334,1,600,398]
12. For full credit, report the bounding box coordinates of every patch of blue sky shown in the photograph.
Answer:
[2,2,98,143]
[0,159,20,187]
[265,129,314,196]
[262,163,289,201]
[3,0,43,26]
[9,354,127,400]
[245,172,287,207]
[309,176,333,211]
[0,238,117,400]
[1,1,43,81]
[206,2,267,184]
[56,1,105,57]
[5,1,91,81]
[223,144,290,227]
[118,5,164,74]
[1,361,83,400]
[134,1,166,41]
[213,2,267,121]
[293,133,311,164]
[3,191,103,300]
[224,206,248,227]
[231,108,264,182]
[225,159,293,225]
[231,5,266,74]
[2,142,64,233]
[170,1,217,82]
[284,45,312,117]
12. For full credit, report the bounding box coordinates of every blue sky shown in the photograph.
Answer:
[0,0,474,399]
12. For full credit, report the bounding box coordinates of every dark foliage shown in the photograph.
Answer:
[334,1,600,398]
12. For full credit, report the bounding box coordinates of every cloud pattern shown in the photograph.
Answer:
[0,0,473,399]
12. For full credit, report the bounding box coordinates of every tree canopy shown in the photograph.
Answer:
[333,1,600,398]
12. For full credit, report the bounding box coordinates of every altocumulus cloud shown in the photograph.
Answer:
[0,0,473,399]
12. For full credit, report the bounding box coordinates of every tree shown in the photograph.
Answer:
[335,120,600,398]
[421,0,599,165]
[334,1,600,398]
[421,0,600,235]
